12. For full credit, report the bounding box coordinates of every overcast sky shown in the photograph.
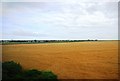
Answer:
[1,1,118,40]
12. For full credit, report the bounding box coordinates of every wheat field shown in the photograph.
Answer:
[2,41,118,79]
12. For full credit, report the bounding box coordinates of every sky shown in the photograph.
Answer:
[1,1,118,40]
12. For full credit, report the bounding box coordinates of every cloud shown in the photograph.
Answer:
[12,29,49,37]
[2,2,118,40]
[1,0,119,2]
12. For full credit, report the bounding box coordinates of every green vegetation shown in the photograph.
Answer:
[2,61,58,81]
[1,40,98,45]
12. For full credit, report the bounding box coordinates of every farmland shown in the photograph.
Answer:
[2,41,118,79]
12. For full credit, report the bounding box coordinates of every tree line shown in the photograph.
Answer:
[1,39,98,44]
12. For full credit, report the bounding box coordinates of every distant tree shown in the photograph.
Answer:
[95,39,98,41]
[34,40,37,43]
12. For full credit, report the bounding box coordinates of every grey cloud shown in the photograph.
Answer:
[3,2,63,14]
[2,2,118,40]
[12,30,49,37]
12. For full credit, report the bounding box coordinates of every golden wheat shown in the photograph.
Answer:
[2,41,118,79]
